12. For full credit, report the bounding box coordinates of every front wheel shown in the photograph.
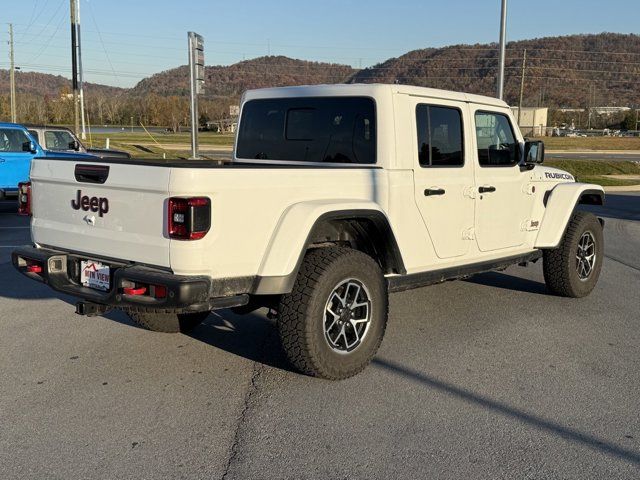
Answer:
[543,211,604,298]
[278,247,388,380]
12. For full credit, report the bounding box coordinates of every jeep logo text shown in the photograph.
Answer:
[71,190,109,217]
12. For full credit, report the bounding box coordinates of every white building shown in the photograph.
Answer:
[511,107,549,136]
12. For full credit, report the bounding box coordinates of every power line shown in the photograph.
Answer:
[25,0,65,54]
[86,0,119,84]
[15,0,44,42]
[29,11,67,63]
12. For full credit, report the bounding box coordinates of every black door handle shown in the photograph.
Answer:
[479,186,496,194]
[424,188,446,196]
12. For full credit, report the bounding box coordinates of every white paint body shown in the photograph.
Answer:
[28,84,603,291]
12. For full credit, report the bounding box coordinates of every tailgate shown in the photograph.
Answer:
[30,158,171,267]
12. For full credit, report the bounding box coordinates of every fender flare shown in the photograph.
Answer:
[253,200,404,295]
[535,183,605,249]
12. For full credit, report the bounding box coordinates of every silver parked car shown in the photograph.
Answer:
[26,126,130,159]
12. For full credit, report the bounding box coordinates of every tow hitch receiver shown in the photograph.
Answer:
[76,301,111,317]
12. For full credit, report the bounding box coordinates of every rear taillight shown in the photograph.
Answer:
[17,182,31,216]
[168,197,211,240]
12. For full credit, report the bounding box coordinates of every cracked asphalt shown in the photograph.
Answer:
[0,193,639,479]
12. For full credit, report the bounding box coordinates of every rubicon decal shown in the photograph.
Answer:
[545,172,574,181]
[71,190,109,217]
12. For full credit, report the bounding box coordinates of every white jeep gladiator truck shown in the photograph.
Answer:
[13,84,605,380]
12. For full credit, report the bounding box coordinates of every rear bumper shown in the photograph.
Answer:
[12,246,248,313]
[0,188,18,198]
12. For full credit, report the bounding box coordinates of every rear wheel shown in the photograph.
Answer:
[278,247,388,380]
[543,211,604,298]
[128,310,210,333]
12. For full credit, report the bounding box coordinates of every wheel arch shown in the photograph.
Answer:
[253,202,405,295]
[535,183,605,249]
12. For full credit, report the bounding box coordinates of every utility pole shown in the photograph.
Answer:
[76,0,86,139]
[587,83,595,130]
[70,0,80,135]
[496,0,507,99]
[517,49,526,128]
[8,23,16,123]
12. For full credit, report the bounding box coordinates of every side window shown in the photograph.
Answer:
[475,112,519,167]
[28,130,40,143]
[0,128,30,152]
[416,105,463,167]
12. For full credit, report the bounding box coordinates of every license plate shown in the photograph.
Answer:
[80,260,111,291]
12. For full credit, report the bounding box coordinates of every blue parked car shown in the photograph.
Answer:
[0,123,98,199]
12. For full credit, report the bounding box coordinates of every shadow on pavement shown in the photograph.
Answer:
[0,261,76,304]
[464,271,548,295]
[190,311,295,372]
[102,307,297,373]
[0,200,18,214]
[372,357,640,466]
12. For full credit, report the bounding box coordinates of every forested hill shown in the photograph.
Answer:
[0,70,123,98]
[128,56,357,98]
[350,33,640,108]
[1,33,638,126]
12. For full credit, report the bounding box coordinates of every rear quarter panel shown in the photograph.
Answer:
[168,167,393,278]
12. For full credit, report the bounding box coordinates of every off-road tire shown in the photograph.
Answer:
[543,211,603,298]
[278,247,388,380]
[128,310,210,333]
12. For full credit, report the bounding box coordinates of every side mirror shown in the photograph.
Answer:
[524,140,544,165]
[22,141,37,154]
[69,140,81,151]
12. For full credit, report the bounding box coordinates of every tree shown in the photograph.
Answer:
[621,110,638,130]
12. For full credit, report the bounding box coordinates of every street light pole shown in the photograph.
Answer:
[70,0,80,135]
[188,32,205,159]
[8,23,17,123]
[497,0,507,100]
[76,0,86,140]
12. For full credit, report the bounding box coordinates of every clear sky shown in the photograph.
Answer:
[3,0,639,88]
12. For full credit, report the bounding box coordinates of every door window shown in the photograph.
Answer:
[0,128,30,152]
[416,105,464,167]
[475,112,519,167]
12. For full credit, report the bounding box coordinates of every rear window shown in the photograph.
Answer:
[44,130,76,151]
[236,97,376,164]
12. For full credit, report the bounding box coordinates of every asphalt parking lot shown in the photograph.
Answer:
[0,194,639,479]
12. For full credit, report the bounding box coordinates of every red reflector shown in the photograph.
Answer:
[27,264,42,273]
[17,182,32,216]
[152,285,167,299]
[123,286,147,296]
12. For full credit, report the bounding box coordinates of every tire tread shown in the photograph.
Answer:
[278,247,388,380]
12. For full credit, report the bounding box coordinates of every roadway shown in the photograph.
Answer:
[0,194,639,479]
[547,151,640,162]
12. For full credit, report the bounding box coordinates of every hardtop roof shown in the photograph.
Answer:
[242,83,509,108]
